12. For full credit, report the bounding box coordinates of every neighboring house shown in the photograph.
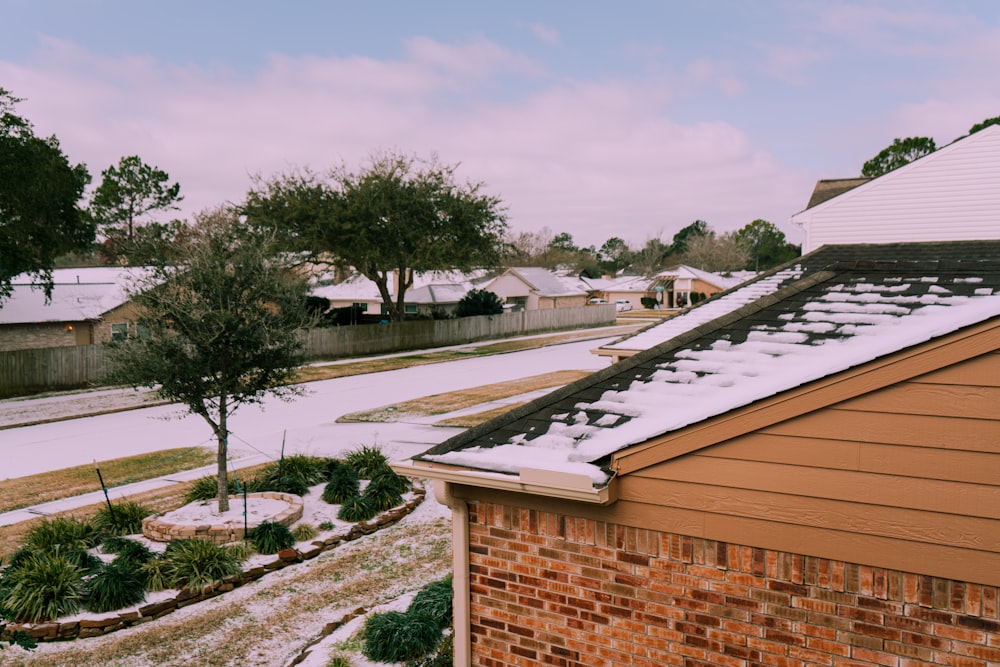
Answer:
[405,283,474,317]
[482,267,589,311]
[395,240,1000,667]
[644,264,745,309]
[312,269,488,318]
[792,124,1000,253]
[0,267,147,352]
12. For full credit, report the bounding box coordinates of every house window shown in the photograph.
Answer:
[404,304,417,314]
[352,302,368,312]
[110,323,129,341]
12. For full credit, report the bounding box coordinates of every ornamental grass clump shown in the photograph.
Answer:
[337,495,377,523]
[24,516,100,552]
[184,475,239,503]
[360,474,404,512]
[101,536,155,568]
[408,575,453,628]
[138,556,170,592]
[162,538,245,590]
[0,550,86,622]
[322,466,360,505]
[84,560,146,613]
[92,501,154,536]
[344,445,388,479]
[292,523,318,542]
[248,521,295,555]
[361,609,442,663]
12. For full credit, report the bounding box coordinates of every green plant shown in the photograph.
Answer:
[138,556,170,592]
[24,516,100,551]
[345,445,388,479]
[319,521,334,531]
[60,546,103,574]
[162,538,245,590]
[408,575,453,628]
[224,541,255,561]
[273,455,330,485]
[362,610,442,663]
[326,654,352,667]
[361,475,403,511]
[370,467,409,494]
[292,523,317,541]
[101,536,154,566]
[337,495,378,522]
[92,501,154,536]
[248,473,310,496]
[406,633,454,667]
[322,466,360,505]
[0,550,86,622]
[248,521,295,555]
[184,475,238,503]
[84,560,146,613]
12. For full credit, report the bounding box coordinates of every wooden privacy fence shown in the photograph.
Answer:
[0,305,616,396]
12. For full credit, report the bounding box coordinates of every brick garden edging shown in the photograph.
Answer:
[1,482,425,643]
[141,492,304,544]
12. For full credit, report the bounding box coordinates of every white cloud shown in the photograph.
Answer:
[1,35,809,249]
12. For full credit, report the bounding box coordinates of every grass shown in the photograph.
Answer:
[0,447,215,515]
[337,370,590,423]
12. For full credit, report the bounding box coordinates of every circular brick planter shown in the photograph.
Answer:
[142,492,303,544]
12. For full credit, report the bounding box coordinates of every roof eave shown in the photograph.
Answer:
[392,459,618,506]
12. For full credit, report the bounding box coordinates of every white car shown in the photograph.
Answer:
[614,300,632,312]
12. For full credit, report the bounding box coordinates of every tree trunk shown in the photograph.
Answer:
[216,393,230,512]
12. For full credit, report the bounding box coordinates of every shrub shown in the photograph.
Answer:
[337,495,377,523]
[361,475,403,511]
[184,475,238,503]
[0,550,85,622]
[162,539,245,590]
[362,610,442,663]
[345,445,388,479]
[60,546,103,575]
[84,560,146,613]
[248,521,295,555]
[292,523,317,542]
[248,474,310,496]
[138,557,170,592]
[640,296,657,309]
[370,467,409,494]
[102,537,155,568]
[408,633,454,667]
[92,501,154,536]
[322,466,360,505]
[224,541,255,561]
[408,575,453,628]
[455,288,504,317]
[25,517,100,551]
[249,456,329,495]
[318,521,334,531]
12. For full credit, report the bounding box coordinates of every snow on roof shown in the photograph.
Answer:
[605,265,805,351]
[0,267,148,324]
[507,267,588,297]
[407,283,470,304]
[418,245,1000,486]
[657,264,746,290]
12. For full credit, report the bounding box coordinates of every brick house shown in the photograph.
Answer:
[484,268,590,311]
[0,267,146,352]
[394,241,1000,667]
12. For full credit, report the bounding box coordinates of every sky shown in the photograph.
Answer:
[2,1,999,250]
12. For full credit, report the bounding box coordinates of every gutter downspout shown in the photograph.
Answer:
[435,480,471,667]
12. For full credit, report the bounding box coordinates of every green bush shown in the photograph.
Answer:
[408,575,453,628]
[361,475,403,512]
[345,445,388,479]
[455,288,504,317]
[102,537,155,568]
[248,474,310,496]
[224,541,255,561]
[407,633,454,667]
[92,501,154,536]
[138,557,170,592]
[84,560,146,613]
[248,521,295,555]
[322,466,360,505]
[0,550,86,622]
[370,467,409,494]
[337,495,378,523]
[162,539,245,590]
[362,610,442,663]
[24,516,100,551]
[60,546,103,575]
[184,475,239,503]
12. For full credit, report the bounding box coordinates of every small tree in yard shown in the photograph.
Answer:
[107,208,313,511]
[455,288,503,317]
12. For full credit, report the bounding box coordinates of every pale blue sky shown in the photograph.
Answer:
[3,1,999,248]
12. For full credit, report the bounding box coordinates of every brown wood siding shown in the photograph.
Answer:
[604,325,1000,587]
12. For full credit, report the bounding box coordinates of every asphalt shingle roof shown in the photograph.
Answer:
[417,241,1000,485]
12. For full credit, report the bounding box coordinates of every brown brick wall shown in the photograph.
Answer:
[468,500,1000,667]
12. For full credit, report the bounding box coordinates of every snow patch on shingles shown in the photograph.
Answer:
[424,277,1000,485]
[604,265,806,351]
